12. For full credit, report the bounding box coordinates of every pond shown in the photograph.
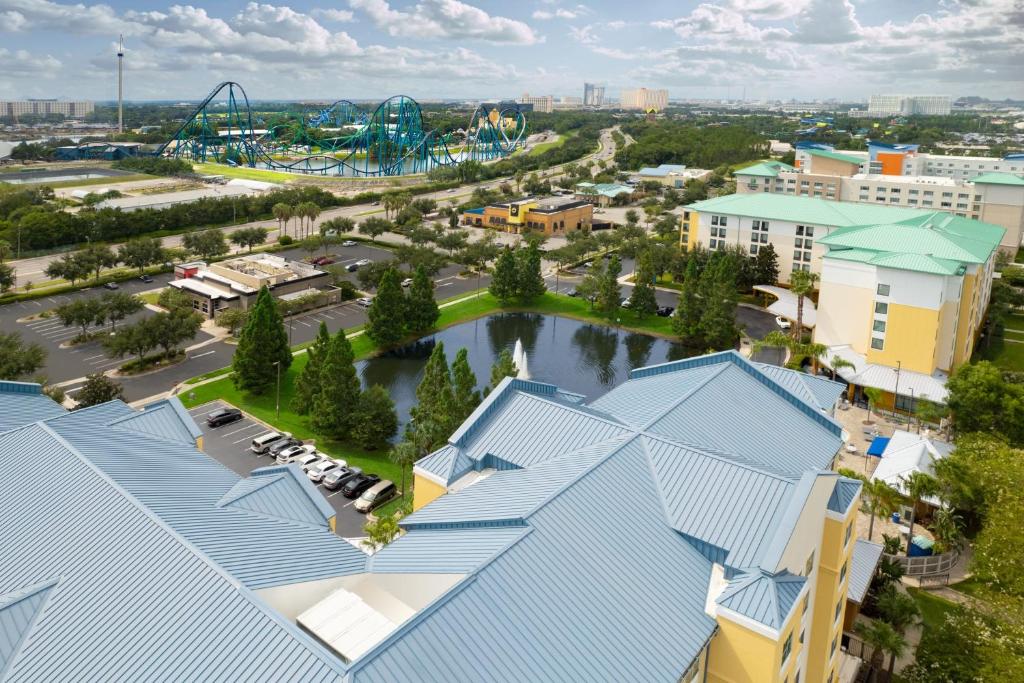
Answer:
[356,313,699,434]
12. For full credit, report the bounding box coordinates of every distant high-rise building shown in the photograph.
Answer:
[518,93,553,113]
[868,95,952,116]
[619,88,669,112]
[583,82,605,107]
[0,99,94,119]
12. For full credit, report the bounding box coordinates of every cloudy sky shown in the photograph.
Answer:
[1,0,1021,103]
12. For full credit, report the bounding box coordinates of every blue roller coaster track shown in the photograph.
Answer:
[154,82,527,177]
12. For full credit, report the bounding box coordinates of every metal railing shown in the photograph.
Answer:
[883,550,959,576]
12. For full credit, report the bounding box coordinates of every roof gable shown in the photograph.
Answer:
[717,570,806,630]
[0,580,57,678]
[0,382,65,433]
[108,397,201,445]
[217,464,335,529]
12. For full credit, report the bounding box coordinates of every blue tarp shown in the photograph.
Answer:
[867,436,890,457]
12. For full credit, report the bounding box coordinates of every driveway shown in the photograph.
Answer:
[187,399,370,538]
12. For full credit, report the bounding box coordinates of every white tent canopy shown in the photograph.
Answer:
[754,285,817,328]
[871,429,952,505]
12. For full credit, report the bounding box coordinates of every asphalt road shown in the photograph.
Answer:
[188,398,373,537]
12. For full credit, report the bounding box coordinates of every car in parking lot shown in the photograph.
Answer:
[354,480,398,513]
[311,256,335,266]
[307,458,344,483]
[775,316,792,330]
[267,436,301,458]
[206,407,243,427]
[299,453,330,473]
[656,306,675,317]
[103,281,120,290]
[250,431,291,454]
[620,298,631,308]
[341,240,356,247]
[322,466,363,491]
[355,297,373,308]
[401,278,413,288]
[139,274,154,283]
[276,444,316,464]
[355,258,372,268]
[341,472,381,499]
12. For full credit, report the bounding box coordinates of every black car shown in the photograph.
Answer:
[346,263,359,273]
[341,472,381,499]
[268,436,301,457]
[322,466,363,491]
[206,407,243,427]
[103,281,119,290]
[139,274,154,283]
[656,306,675,317]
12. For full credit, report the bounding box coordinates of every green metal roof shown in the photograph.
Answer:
[971,172,1024,186]
[825,249,964,276]
[734,161,795,178]
[687,193,928,227]
[805,148,865,165]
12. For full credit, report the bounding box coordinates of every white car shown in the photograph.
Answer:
[307,458,345,483]
[276,444,316,465]
[299,453,330,473]
[341,240,356,247]
[356,296,373,308]
[355,258,372,268]
[401,278,414,288]
[775,316,792,330]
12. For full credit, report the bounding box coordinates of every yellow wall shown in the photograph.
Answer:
[805,505,858,683]
[953,271,978,368]
[412,474,447,511]
[328,516,336,533]
[866,303,940,375]
[195,436,204,451]
[707,616,789,683]
[680,210,697,250]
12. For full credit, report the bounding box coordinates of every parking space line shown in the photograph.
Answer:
[221,423,262,437]
[83,354,105,361]
[232,434,259,444]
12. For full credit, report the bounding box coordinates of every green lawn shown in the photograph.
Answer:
[193,163,299,183]
[976,333,1024,372]
[908,587,960,630]
[527,134,567,157]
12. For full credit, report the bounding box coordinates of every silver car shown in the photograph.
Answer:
[307,459,345,483]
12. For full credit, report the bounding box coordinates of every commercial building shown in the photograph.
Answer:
[792,142,1024,180]
[574,181,635,206]
[632,163,712,188]
[462,196,593,235]
[738,144,1024,254]
[517,93,553,113]
[867,95,952,116]
[1,349,885,681]
[620,87,669,112]
[412,351,880,683]
[552,96,582,110]
[0,99,94,119]
[168,253,333,317]
[96,183,257,212]
[583,82,606,107]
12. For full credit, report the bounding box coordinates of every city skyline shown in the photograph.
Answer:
[0,0,1021,102]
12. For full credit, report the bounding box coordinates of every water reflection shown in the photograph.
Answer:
[355,313,692,438]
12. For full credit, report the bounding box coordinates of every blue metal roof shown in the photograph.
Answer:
[0,421,351,682]
[637,164,688,176]
[751,363,846,413]
[847,540,884,604]
[354,438,717,682]
[717,570,806,630]
[370,526,530,574]
[827,477,862,514]
[108,397,201,445]
[41,408,366,590]
[218,464,336,529]
[0,382,64,433]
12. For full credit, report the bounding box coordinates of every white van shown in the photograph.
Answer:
[250,431,289,454]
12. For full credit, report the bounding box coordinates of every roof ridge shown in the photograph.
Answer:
[640,431,797,484]
[639,363,730,431]
[0,578,59,680]
[216,472,287,507]
[31,421,350,675]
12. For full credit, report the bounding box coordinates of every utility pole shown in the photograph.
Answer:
[117,34,124,134]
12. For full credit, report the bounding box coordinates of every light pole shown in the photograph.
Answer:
[892,360,902,417]
[273,360,281,419]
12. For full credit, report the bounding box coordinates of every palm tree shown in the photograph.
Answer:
[901,471,938,554]
[830,355,855,381]
[0,239,11,263]
[865,479,904,541]
[789,269,819,340]
[306,203,322,238]
[272,203,289,237]
[864,386,883,423]
[929,508,964,554]
[388,441,419,503]
[855,619,907,682]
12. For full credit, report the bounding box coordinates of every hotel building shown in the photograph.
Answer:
[867,95,952,116]
[619,87,669,112]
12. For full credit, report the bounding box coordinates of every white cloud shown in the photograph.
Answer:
[652,4,791,41]
[348,0,540,44]
[533,5,588,20]
[312,8,355,22]
[0,47,61,76]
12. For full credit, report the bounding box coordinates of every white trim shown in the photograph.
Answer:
[825,509,847,522]
[412,466,448,488]
[716,605,781,639]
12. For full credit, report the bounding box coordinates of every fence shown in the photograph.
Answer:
[883,550,959,577]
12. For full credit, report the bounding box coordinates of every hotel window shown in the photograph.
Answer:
[782,633,793,665]
[814,182,823,189]
[796,225,805,236]
[958,193,969,199]
[844,523,853,547]
[874,319,886,333]
[719,216,728,227]
[839,561,848,584]
[711,215,719,226]
[683,211,691,220]
[710,239,717,249]
[924,190,934,196]
[760,233,768,243]
[795,238,803,249]
[871,337,885,350]
[802,593,810,615]
[909,189,919,195]
[923,200,933,207]
[974,195,982,201]
[801,180,809,188]
[834,599,843,623]
[957,203,968,210]
[805,551,815,576]
[831,637,838,658]
[877,283,890,296]
[942,191,953,198]
[889,197,900,203]
[908,198,918,205]
[802,252,811,262]
[750,244,759,255]
[860,185,869,192]
[890,187,900,193]
[859,195,869,201]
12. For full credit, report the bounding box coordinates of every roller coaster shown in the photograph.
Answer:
[154,82,527,177]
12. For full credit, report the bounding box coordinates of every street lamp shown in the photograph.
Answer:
[892,360,902,416]
[273,360,281,419]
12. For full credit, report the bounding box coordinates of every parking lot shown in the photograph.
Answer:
[187,399,372,537]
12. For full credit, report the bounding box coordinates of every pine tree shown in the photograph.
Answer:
[674,256,703,344]
[754,242,780,285]
[596,255,623,315]
[486,348,518,395]
[366,268,407,347]
[629,251,658,318]
[311,332,361,438]
[405,265,440,333]
[451,348,481,425]
[516,244,546,302]
[351,385,398,450]
[233,286,292,394]
[489,247,518,304]
[292,321,330,414]
[698,257,739,350]
[407,342,455,452]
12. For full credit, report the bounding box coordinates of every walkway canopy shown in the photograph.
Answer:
[753,285,816,328]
